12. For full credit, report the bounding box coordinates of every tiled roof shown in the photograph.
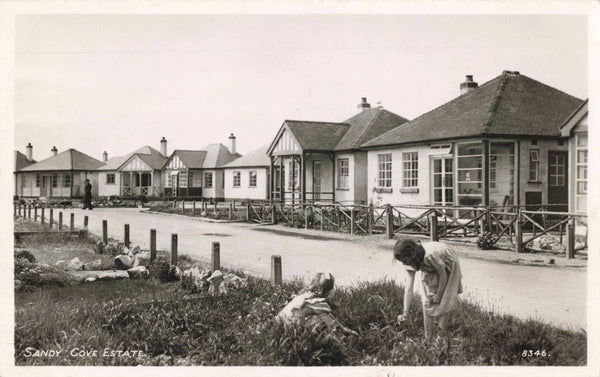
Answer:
[14,151,36,172]
[200,143,241,169]
[335,108,409,151]
[19,149,104,172]
[166,150,208,169]
[363,71,584,148]
[98,146,167,171]
[285,120,351,151]
[222,144,270,168]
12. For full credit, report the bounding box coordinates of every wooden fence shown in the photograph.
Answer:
[246,201,587,258]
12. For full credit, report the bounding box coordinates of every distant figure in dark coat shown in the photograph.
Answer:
[83,179,93,210]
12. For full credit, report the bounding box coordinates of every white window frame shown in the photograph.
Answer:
[377,153,392,188]
[106,173,115,185]
[35,173,41,187]
[529,149,540,182]
[233,171,241,188]
[402,152,418,188]
[338,158,349,189]
[52,174,58,188]
[576,133,588,211]
[204,172,213,188]
[249,170,257,188]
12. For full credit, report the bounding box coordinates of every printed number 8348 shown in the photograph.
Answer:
[522,350,551,357]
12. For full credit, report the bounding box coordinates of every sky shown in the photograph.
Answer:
[14,14,588,162]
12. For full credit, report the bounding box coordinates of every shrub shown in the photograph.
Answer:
[15,250,36,263]
[477,232,496,250]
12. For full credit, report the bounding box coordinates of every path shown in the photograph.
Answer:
[59,207,586,330]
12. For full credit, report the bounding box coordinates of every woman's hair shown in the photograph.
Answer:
[393,237,424,269]
[308,272,335,297]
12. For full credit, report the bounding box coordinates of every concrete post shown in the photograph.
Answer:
[124,224,130,248]
[211,242,221,272]
[150,229,156,264]
[41,208,45,224]
[28,205,31,219]
[271,255,282,285]
[84,215,88,230]
[566,219,575,259]
[70,213,75,231]
[429,213,439,241]
[58,212,63,230]
[34,207,38,222]
[102,220,108,244]
[171,234,178,265]
[50,209,54,229]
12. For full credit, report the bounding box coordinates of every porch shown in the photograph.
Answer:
[120,171,160,197]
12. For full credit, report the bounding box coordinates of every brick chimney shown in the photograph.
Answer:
[229,133,237,155]
[51,146,58,157]
[26,143,33,161]
[460,75,478,95]
[160,137,167,157]
[102,151,108,162]
[357,97,371,112]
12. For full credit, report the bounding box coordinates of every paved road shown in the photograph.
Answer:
[59,208,586,330]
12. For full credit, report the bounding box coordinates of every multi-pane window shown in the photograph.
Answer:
[576,133,588,212]
[249,171,257,188]
[377,154,392,188]
[179,171,188,188]
[233,171,241,187]
[166,173,172,188]
[36,173,41,187]
[63,174,71,187]
[402,152,418,187]
[106,173,115,184]
[457,142,483,207]
[288,161,299,190]
[204,172,213,188]
[549,154,565,187]
[529,149,540,182]
[338,159,349,189]
[52,174,58,188]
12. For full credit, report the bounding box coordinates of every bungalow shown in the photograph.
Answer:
[16,145,104,198]
[361,71,584,215]
[267,98,409,204]
[162,134,241,200]
[560,99,588,214]
[222,144,270,201]
[97,138,168,197]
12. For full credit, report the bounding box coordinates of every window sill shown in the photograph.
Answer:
[374,187,393,193]
[336,188,350,191]
[528,181,542,184]
[400,187,419,193]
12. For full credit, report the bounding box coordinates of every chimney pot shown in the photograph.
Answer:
[228,133,237,155]
[160,137,168,156]
[357,97,371,112]
[26,143,33,161]
[102,151,108,162]
[51,146,58,157]
[460,75,478,95]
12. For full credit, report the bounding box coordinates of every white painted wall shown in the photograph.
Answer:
[202,169,225,199]
[98,171,121,197]
[224,167,269,200]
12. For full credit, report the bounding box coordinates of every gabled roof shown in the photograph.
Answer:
[98,145,167,171]
[561,99,588,137]
[363,71,584,148]
[14,151,36,172]
[222,144,270,168]
[284,120,351,151]
[335,108,409,151]
[19,149,104,172]
[167,150,208,169]
[200,143,241,169]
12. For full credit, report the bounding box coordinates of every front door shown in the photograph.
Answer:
[172,173,179,197]
[548,151,568,212]
[313,161,321,201]
[432,157,454,207]
[41,176,50,197]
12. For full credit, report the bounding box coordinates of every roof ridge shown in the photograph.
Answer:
[353,108,383,146]
[285,119,350,126]
[482,73,510,134]
[518,73,583,102]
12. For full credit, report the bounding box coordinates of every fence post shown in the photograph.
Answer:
[84,215,88,230]
[41,207,45,224]
[566,219,575,259]
[368,204,373,235]
[233,200,236,211]
[320,207,324,231]
[59,211,63,230]
[246,204,252,222]
[102,220,108,244]
[350,208,356,235]
[49,209,54,228]
[429,212,439,241]
[182,200,185,214]
[173,200,176,209]
[271,204,277,225]
[70,213,75,231]
[28,205,32,219]
[214,201,218,215]
[211,242,221,272]
[13,203,17,218]
[291,205,295,227]
[171,234,178,265]
[386,205,394,239]
[150,229,156,264]
[515,210,523,253]
[192,201,196,216]
[124,224,130,248]
[271,255,282,286]
[228,202,233,220]
[34,207,38,222]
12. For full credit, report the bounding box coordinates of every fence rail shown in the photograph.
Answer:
[246,201,587,258]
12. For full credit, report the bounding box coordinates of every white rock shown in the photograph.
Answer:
[55,260,67,270]
[132,245,141,255]
[133,251,152,267]
[127,266,149,279]
[83,259,102,270]
[84,276,97,283]
[66,257,85,271]
[114,255,134,270]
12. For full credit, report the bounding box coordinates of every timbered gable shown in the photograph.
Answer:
[120,155,153,172]
[271,127,302,156]
[165,154,187,170]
